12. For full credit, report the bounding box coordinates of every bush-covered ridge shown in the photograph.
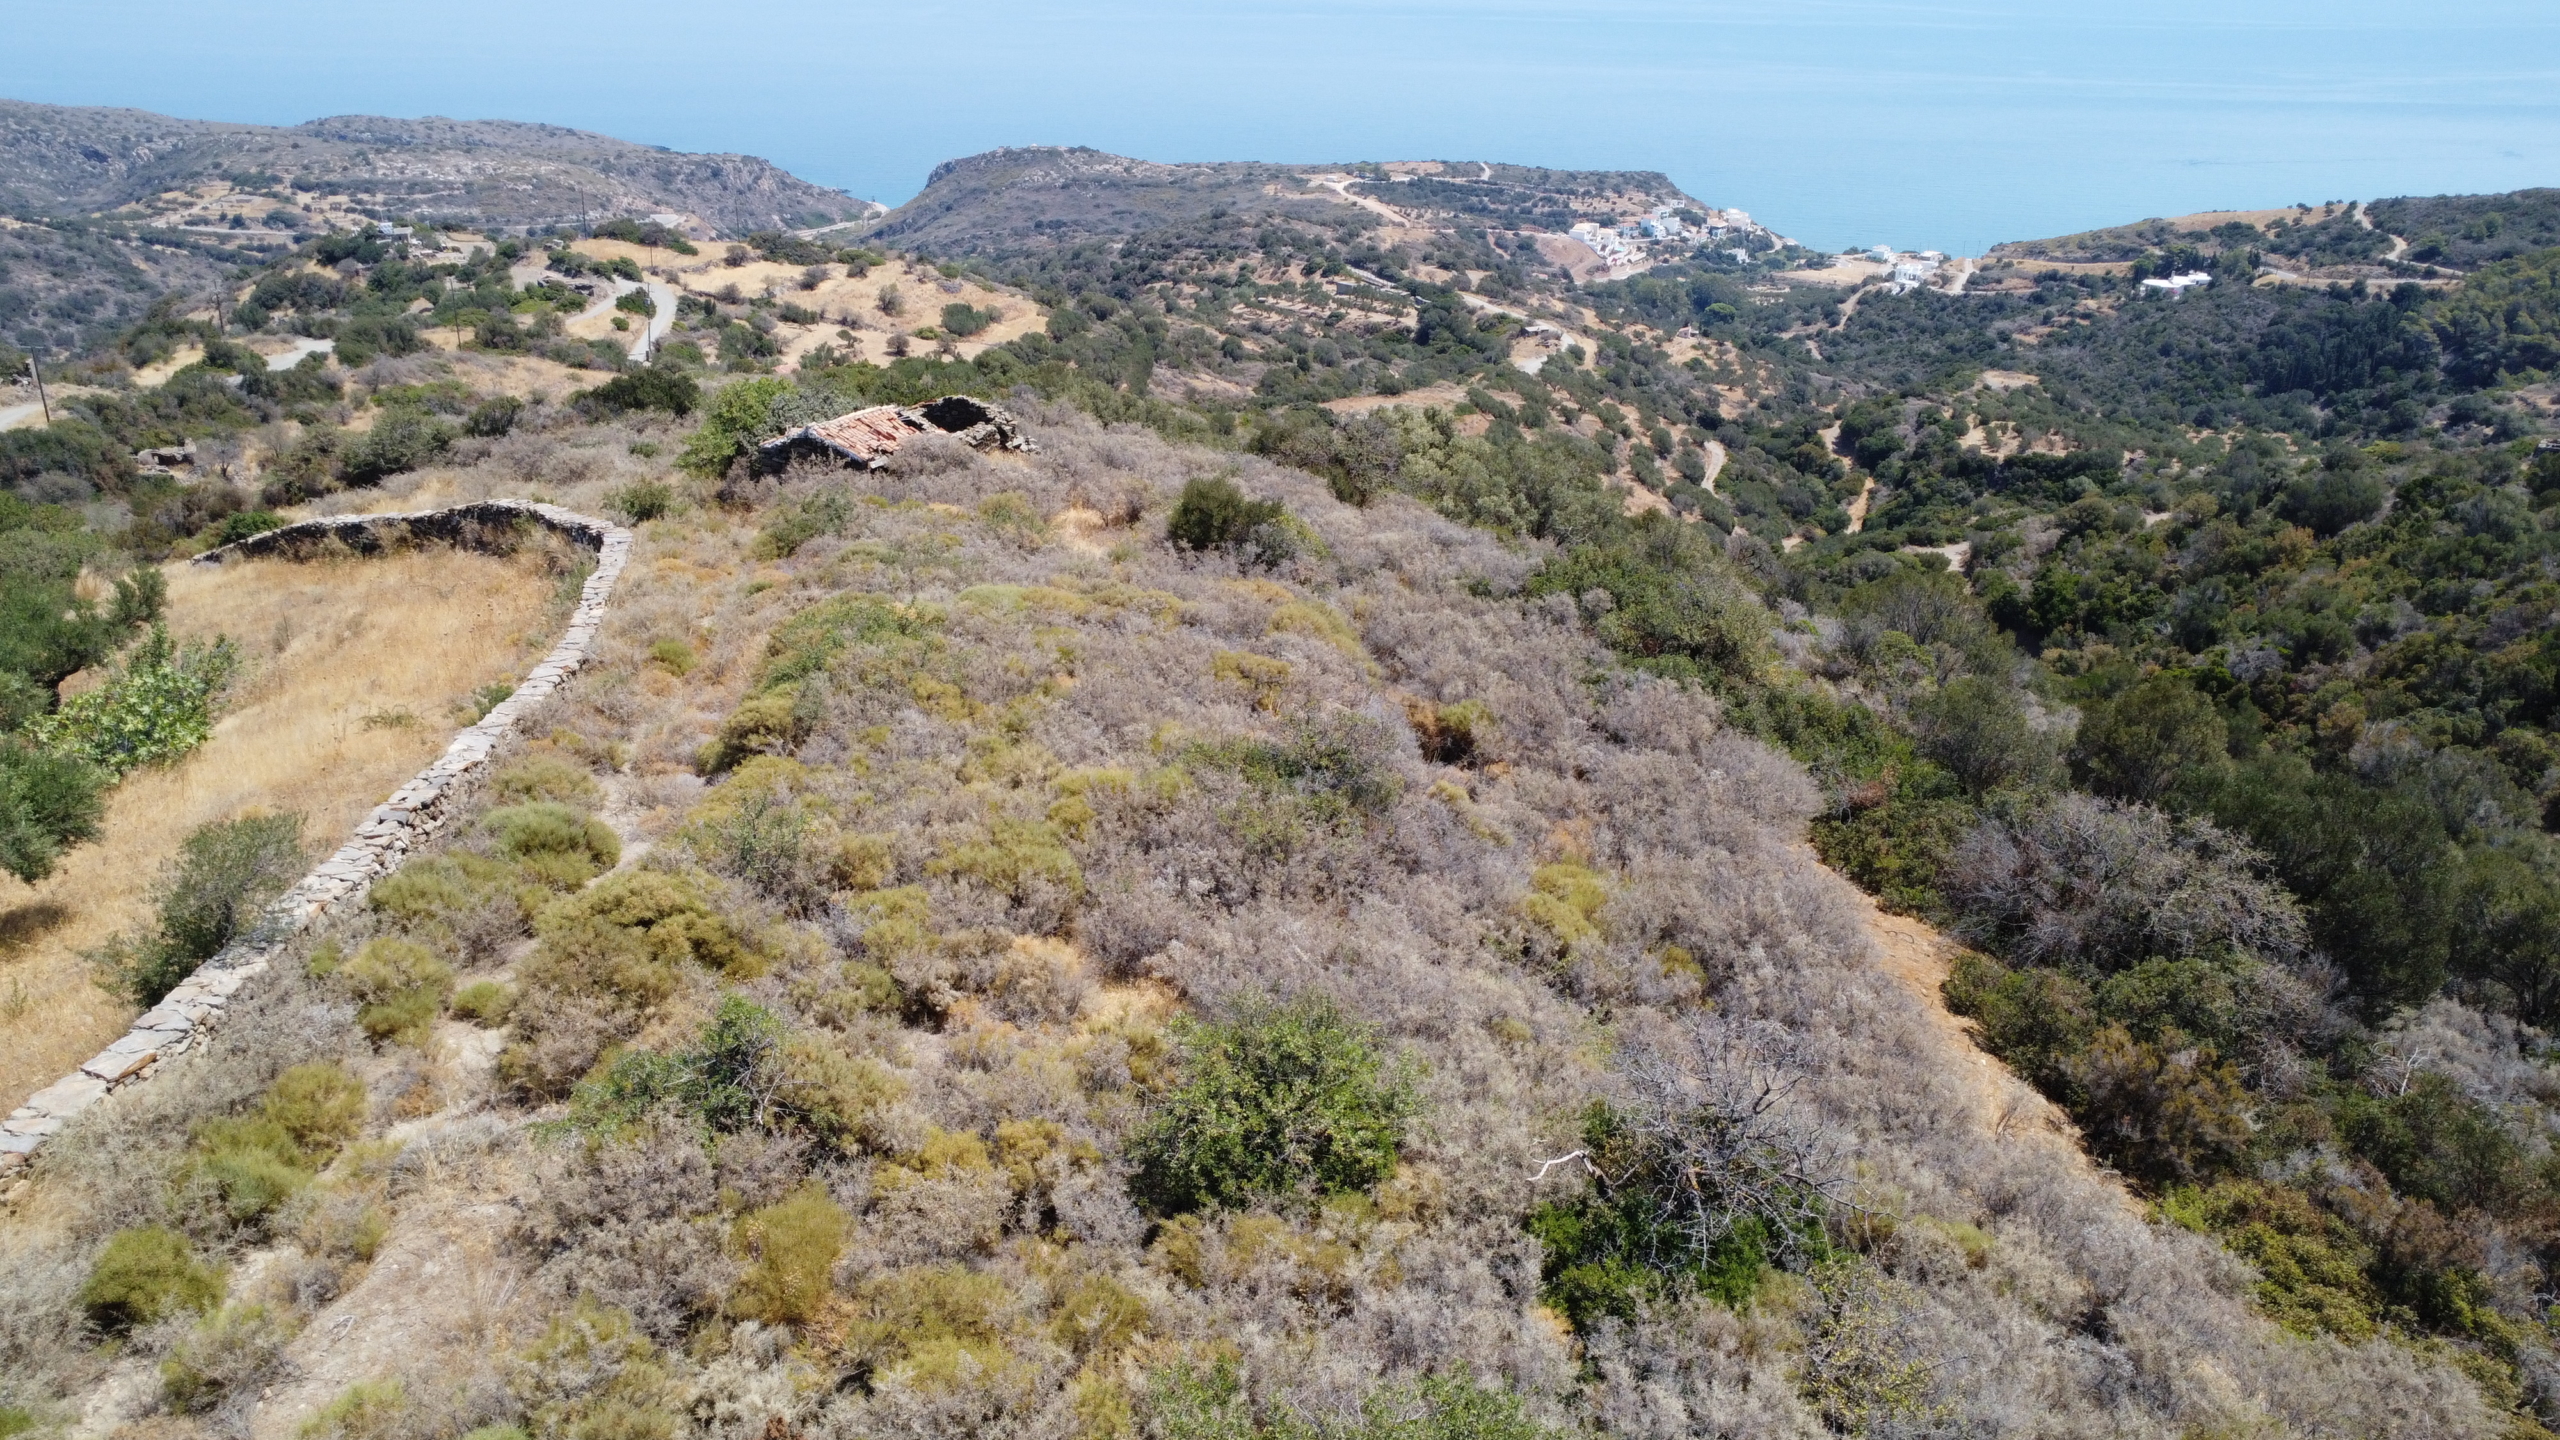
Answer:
[19,133,2560,1437]
[0,404,2514,1440]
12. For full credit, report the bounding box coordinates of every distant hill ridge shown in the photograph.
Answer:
[0,98,863,235]
[871,144,1722,257]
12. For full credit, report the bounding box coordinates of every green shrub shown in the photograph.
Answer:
[840,1263,1013,1380]
[677,376,791,477]
[484,801,621,888]
[608,479,675,524]
[339,410,455,486]
[516,1301,681,1440]
[161,1302,294,1413]
[1525,1100,1829,1328]
[208,510,285,546]
[0,740,107,883]
[1128,994,1414,1215]
[492,754,603,807]
[81,1227,222,1331]
[459,682,514,724]
[1185,716,1404,837]
[1144,1361,1561,1440]
[2069,673,2228,803]
[365,851,520,934]
[98,811,307,1005]
[0,1406,33,1440]
[1167,476,1291,561]
[463,395,522,438]
[927,817,1083,903]
[727,1182,850,1324]
[194,1062,366,1220]
[648,638,696,675]
[299,1379,407,1440]
[555,994,788,1138]
[342,937,455,1043]
[451,979,515,1025]
[2065,1024,2253,1188]
[940,302,996,338]
[582,370,699,418]
[2277,465,2385,538]
[501,877,745,1105]
[754,490,854,560]
[2160,1180,2382,1339]
[1910,676,2052,794]
[780,1033,905,1149]
[1526,528,1768,684]
[27,627,238,776]
[259,427,345,506]
[272,1058,370,1138]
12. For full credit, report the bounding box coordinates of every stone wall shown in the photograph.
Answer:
[0,501,632,1176]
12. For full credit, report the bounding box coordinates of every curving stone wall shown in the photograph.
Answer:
[0,501,632,1176]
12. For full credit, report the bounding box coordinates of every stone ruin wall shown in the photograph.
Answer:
[0,501,633,1177]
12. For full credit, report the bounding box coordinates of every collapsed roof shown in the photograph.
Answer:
[754,396,1033,472]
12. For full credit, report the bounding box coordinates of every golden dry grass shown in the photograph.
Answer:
[0,549,562,1115]
[587,246,1047,366]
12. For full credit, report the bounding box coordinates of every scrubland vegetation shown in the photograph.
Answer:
[0,392,2524,1440]
[9,151,2560,1439]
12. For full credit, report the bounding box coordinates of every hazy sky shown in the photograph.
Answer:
[4,0,2555,254]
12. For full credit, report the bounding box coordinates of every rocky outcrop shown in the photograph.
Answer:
[0,501,631,1177]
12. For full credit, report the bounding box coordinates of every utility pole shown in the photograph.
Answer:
[28,352,51,425]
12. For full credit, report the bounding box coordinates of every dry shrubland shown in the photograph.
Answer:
[0,401,2507,1440]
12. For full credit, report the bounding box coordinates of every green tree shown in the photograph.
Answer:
[2070,674,2227,802]
[1166,475,1291,559]
[2188,754,2454,1013]
[1911,677,2051,793]
[2446,848,2560,1026]
[339,410,455,486]
[2277,464,2385,538]
[580,369,699,417]
[678,377,793,477]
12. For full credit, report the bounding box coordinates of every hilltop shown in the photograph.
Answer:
[0,98,879,356]
[1988,188,2560,283]
[866,145,1777,273]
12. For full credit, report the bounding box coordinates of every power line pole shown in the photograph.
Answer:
[28,352,52,425]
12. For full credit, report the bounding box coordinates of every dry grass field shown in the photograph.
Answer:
[0,549,565,1115]
[558,243,1048,365]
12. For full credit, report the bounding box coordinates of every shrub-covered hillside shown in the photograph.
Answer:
[17,144,2560,1439]
[0,404,2502,1440]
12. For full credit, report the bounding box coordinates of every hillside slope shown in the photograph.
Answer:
[0,405,2497,1440]
[0,100,864,235]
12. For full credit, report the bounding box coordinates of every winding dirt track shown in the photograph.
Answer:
[1839,883,2098,1162]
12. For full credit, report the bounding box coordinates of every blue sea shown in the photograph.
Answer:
[7,0,2556,256]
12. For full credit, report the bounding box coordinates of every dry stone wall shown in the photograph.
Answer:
[0,501,632,1176]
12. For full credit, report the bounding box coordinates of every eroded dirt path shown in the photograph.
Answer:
[1838,883,2100,1162]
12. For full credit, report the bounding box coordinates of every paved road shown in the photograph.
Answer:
[266,337,335,370]
[624,280,679,361]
